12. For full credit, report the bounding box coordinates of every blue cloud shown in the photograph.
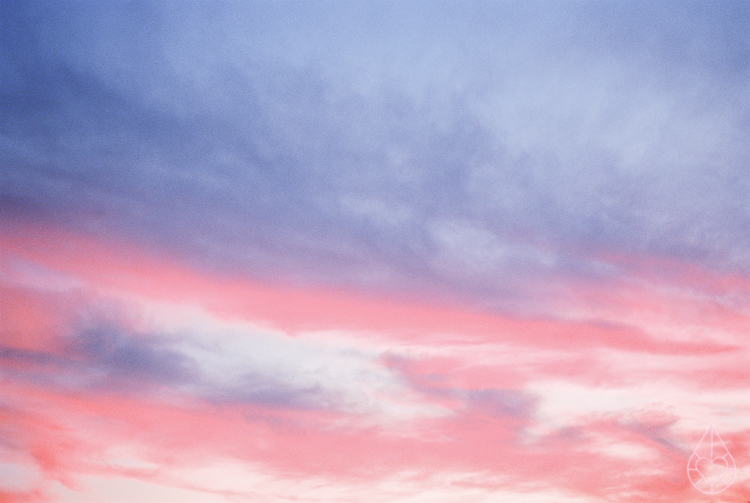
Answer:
[1,0,749,311]
[71,324,198,386]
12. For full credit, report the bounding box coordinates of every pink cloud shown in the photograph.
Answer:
[2,224,750,502]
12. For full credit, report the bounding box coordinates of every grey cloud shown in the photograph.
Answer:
[71,325,199,386]
[386,354,538,419]
[0,326,198,391]
[68,324,327,409]
[206,372,328,410]
[464,389,538,419]
[0,317,341,410]
[2,1,749,311]
[0,346,60,367]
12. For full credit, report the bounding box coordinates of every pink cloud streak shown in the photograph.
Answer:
[2,225,750,502]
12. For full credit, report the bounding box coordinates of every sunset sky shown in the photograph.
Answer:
[1,1,750,502]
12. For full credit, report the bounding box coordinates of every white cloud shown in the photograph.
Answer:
[138,301,451,425]
[54,457,598,503]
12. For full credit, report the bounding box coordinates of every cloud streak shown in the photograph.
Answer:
[2,223,750,501]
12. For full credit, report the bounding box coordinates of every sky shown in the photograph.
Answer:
[1,1,750,501]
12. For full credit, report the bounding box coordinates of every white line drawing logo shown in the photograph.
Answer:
[687,424,735,494]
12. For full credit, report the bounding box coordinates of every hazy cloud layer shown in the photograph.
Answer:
[2,1,749,311]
